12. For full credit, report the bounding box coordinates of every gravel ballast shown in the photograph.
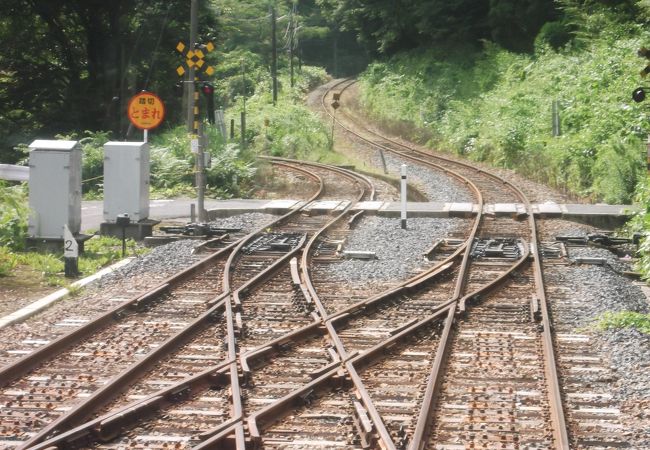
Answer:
[327,216,468,284]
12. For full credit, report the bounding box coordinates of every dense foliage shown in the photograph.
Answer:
[0,0,365,163]
[0,181,27,251]
[316,0,560,54]
[358,5,649,204]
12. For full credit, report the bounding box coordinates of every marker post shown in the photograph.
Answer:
[63,225,79,277]
[400,164,407,230]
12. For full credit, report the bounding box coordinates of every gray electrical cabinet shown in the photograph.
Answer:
[27,140,82,239]
[103,141,150,222]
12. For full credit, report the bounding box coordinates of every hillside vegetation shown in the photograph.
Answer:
[351,1,650,283]
[358,5,649,204]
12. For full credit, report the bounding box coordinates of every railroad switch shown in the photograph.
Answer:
[471,238,523,259]
[242,233,304,254]
[160,222,242,237]
[555,233,633,247]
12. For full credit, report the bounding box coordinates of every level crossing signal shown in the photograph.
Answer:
[176,41,215,77]
[201,83,215,124]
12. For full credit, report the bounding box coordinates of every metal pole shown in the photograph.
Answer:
[552,100,561,137]
[143,129,148,143]
[271,6,278,105]
[646,134,650,172]
[186,0,198,131]
[187,0,205,222]
[241,111,246,150]
[400,164,407,229]
[289,8,295,88]
[121,225,126,258]
[330,109,336,147]
[197,121,206,222]
[333,27,338,78]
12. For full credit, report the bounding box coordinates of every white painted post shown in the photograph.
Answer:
[63,224,79,277]
[400,164,407,229]
[144,129,148,143]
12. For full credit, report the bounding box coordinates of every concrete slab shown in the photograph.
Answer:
[82,198,636,230]
[100,219,160,240]
[448,203,476,217]
[263,199,302,210]
[535,202,563,216]
[381,201,449,218]
[352,201,386,212]
[562,204,636,229]
[305,200,349,212]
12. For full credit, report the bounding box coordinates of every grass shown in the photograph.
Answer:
[5,235,147,288]
[594,311,650,334]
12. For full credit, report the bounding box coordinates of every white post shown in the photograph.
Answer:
[143,129,148,143]
[400,164,407,229]
[63,224,79,277]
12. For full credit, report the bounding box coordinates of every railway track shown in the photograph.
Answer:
[0,79,641,449]
[0,160,375,449]
[318,79,570,448]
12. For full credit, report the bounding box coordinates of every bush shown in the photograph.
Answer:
[357,10,649,202]
[0,247,17,276]
[0,181,28,250]
[226,66,333,164]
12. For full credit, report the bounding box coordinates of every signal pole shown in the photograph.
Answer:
[289,6,295,88]
[187,0,206,222]
[187,0,198,131]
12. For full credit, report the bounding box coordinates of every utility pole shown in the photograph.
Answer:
[289,6,295,88]
[187,0,205,222]
[187,0,198,131]
[271,5,278,105]
[333,27,338,78]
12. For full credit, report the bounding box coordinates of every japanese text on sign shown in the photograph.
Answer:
[127,92,166,130]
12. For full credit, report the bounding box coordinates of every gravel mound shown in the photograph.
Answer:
[327,216,467,283]
[382,152,475,203]
[597,328,650,401]
[96,213,278,287]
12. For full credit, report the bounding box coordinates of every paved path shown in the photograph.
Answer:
[81,198,225,232]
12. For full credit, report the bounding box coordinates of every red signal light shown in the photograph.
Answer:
[201,84,214,95]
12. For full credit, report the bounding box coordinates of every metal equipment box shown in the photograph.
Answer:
[27,140,82,239]
[103,141,150,222]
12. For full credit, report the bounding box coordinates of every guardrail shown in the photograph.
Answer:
[0,164,29,181]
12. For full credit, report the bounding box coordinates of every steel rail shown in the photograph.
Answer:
[16,295,228,449]
[221,161,324,294]
[26,358,234,450]
[20,234,312,448]
[192,155,378,448]
[6,160,323,448]
[0,240,238,387]
[261,155,378,202]
[327,80,571,449]
[322,79,476,194]
[25,232,316,449]
[246,306,454,443]
[0,159,317,389]
[147,208,468,448]
[216,157,373,449]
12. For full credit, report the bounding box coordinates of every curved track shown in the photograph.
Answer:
[0,80,632,449]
